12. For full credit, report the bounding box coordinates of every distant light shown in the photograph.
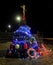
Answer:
[8,24,11,29]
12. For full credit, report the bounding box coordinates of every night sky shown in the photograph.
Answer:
[0,0,53,37]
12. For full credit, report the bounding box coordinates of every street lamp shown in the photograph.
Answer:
[8,24,11,29]
[15,15,22,23]
[7,24,12,32]
[16,16,21,21]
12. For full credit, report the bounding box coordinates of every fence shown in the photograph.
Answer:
[0,32,13,43]
[0,32,53,44]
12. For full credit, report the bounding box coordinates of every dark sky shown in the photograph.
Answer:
[0,0,53,37]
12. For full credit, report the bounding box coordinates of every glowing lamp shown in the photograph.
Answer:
[16,16,22,22]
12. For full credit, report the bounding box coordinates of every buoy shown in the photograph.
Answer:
[27,48,36,59]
